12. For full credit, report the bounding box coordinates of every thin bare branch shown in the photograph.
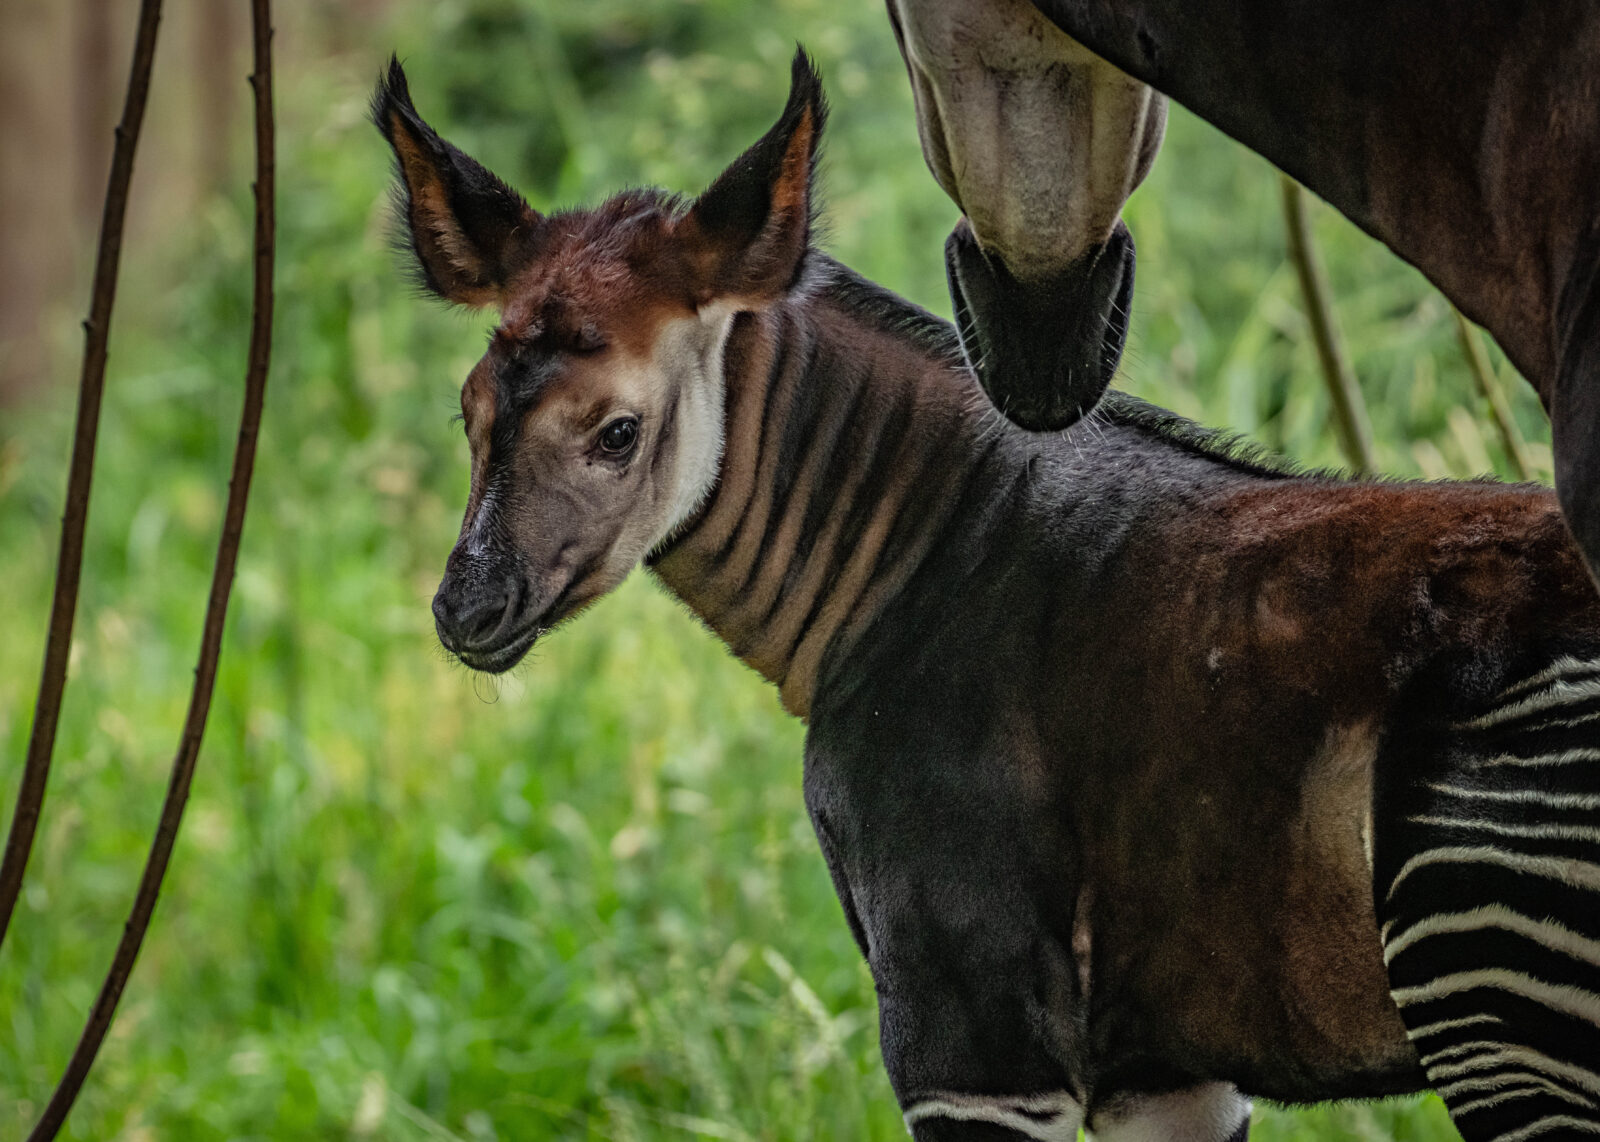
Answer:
[26,1,274,1136]
[0,0,164,952]
[1452,306,1534,482]
[1280,173,1378,474]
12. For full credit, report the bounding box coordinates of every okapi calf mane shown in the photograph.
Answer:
[376,51,1600,1142]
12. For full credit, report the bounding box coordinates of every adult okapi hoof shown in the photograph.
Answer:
[945,216,1135,431]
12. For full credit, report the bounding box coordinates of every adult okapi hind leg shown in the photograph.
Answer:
[1552,237,1600,590]
[1374,657,1600,1140]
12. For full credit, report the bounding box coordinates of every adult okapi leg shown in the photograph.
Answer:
[1375,659,1600,1139]
[1553,240,1600,589]
[885,0,1165,430]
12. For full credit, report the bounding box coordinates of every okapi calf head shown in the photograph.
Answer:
[372,54,825,671]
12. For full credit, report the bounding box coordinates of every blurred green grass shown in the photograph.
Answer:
[0,0,1550,1138]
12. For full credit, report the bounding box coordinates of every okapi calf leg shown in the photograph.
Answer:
[908,1090,1251,1142]
[808,709,1256,1142]
[1090,1087,1252,1142]
[885,0,1165,430]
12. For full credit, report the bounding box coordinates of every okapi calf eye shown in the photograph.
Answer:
[598,416,639,458]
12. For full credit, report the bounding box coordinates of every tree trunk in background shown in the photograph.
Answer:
[317,0,396,54]
[0,0,398,408]
[75,0,113,233]
[195,0,239,198]
[0,0,77,405]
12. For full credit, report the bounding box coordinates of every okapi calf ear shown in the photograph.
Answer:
[677,47,827,305]
[371,56,542,308]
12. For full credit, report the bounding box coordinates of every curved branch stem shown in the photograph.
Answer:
[0,0,165,952]
[27,1,274,1137]
[1452,306,1534,482]
[1280,173,1377,474]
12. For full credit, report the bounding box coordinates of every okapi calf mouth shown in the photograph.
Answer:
[432,575,544,673]
[376,48,1600,1142]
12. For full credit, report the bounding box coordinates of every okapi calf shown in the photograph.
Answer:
[374,53,1600,1141]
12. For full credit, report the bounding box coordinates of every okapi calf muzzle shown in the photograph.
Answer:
[945,216,1135,431]
[431,553,540,673]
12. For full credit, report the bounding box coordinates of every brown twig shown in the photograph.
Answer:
[1452,306,1534,482]
[0,0,165,953]
[27,1,274,1137]
[1280,173,1378,474]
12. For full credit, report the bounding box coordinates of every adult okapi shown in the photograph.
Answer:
[886,0,1600,585]
[374,51,1600,1142]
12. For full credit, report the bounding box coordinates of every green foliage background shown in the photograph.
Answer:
[0,0,1552,1138]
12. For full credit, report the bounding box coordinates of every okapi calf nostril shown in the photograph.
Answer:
[432,578,517,651]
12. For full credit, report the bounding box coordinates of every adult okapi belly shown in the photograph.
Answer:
[1077,719,1420,1101]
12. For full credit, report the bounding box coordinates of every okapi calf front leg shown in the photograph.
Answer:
[806,717,1253,1142]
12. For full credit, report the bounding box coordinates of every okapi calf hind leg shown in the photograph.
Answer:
[1376,654,1600,1140]
[886,0,1165,430]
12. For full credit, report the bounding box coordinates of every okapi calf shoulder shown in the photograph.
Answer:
[376,52,1600,1142]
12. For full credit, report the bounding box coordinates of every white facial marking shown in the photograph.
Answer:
[651,303,735,548]
[890,0,1164,278]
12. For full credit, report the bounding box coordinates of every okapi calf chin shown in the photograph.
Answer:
[376,51,1600,1142]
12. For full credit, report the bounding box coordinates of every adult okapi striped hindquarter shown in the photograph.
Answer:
[374,52,1600,1141]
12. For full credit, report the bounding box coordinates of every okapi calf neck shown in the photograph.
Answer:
[377,52,1600,1142]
